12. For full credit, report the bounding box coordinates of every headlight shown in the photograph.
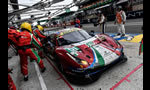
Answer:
[81,60,88,66]
[67,53,89,67]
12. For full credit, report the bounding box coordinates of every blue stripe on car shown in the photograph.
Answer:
[87,48,96,68]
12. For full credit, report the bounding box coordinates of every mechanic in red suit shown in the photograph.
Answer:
[33,25,46,39]
[33,25,46,58]
[8,29,20,55]
[75,18,81,28]
[8,68,16,90]
[12,22,46,81]
[8,29,20,46]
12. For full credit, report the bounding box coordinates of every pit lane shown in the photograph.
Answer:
[8,18,143,90]
[42,41,143,90]
[8,35,143,90]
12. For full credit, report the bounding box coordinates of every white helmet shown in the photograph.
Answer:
[118,6,122,9]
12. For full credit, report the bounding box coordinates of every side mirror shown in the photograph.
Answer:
[89,30,95,37]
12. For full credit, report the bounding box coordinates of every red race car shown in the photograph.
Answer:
[43,28,127,83]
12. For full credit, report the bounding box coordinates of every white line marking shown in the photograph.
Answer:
[33,61,47,90]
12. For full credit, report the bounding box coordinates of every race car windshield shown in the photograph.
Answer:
[58,30,92,46]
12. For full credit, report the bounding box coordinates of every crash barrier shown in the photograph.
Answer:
[126,10,143,19]
[49,23,72,28]
[81,10,143,24]
[44,27,62,32]
[44,23,73,31]
[103,10,143,22]
[105,10,143,21]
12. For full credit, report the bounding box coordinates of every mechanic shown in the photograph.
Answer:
[62,21,66,28]
[8,29,20,51]
[33,25,47,58]
[114,6,126,37]
[16,22,46,81]
[75,18,81,28]
[8,68,16,90]
[8,29,22,89]
[139,26,143,55]
[33,25,46,39]
[97,10,106,34]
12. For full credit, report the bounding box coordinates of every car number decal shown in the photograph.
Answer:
[65,47,80,56]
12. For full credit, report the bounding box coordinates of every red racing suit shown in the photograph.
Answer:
[8,29,20,46]
[9,30,45,76]
[33,29,46,39]
[75,19,81,28]
[8,29,20,55]
[33,29,47,58]
[8,69,16,90]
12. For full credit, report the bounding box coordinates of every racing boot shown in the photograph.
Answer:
[41,67,46,73]
[24,75,28,81]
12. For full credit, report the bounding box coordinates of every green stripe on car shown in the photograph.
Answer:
[92,47,105,66]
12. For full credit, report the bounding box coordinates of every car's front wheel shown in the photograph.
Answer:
[55,55,65,74]
[122,53,128,63]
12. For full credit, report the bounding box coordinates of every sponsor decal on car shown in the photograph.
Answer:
[92,44,119,65]
[65,42,119,67]
[65,47,80,56]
